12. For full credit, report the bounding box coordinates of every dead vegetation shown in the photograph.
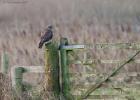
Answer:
[0,0,140,99]
[0,73,12,100]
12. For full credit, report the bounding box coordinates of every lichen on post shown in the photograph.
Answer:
[44,41,60,98]
[14,67,25,98]
[60,38,73,100]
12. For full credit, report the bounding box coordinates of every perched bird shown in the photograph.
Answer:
[38,25,53,48]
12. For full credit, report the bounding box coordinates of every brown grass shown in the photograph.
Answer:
[0,0,140,99]
[0,73,12,100]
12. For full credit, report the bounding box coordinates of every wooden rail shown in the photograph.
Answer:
[61,43,140,50]
[11,66,44,87]
[69,59,140,65]
[1,52,9,74]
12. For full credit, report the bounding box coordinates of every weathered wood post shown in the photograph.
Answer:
[60,38,72,99]
[1,52,9,74]
[11,66,44,99]
[45,41,60,98]
[13,67,25,97]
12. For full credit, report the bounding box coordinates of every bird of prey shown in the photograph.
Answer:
[38,25,53,48]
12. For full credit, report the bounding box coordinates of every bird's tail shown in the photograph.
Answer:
[38,42,43,48]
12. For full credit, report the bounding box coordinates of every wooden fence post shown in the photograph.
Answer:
[1,52,9,74]
[60,38,72,99]
[14,67,25,97]
[11,66,45,99]
[45,41,60,98]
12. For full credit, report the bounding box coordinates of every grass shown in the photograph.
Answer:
[0,0,140,99]
[0,73,12,100]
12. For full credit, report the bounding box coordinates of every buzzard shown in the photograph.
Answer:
[38,25,53,48]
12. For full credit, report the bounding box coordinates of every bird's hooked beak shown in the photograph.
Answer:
[47,25,53,30]
[45,25,55,32]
